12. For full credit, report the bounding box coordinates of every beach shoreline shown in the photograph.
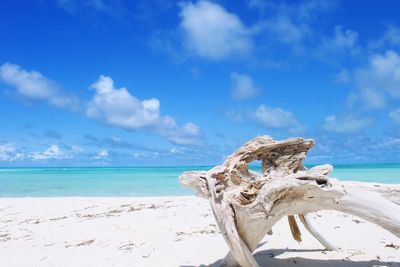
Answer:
[1,194,400,267]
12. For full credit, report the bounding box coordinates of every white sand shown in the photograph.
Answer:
[0,196,399,267]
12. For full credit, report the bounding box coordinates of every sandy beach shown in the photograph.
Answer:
[1,195,399,267]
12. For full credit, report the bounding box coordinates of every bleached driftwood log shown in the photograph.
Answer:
[180,136,400,267]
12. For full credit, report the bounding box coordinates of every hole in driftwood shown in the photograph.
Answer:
[249,160,263,176]
[316,179,328,185]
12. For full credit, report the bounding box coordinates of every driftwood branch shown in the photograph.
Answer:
[180,136,400,267]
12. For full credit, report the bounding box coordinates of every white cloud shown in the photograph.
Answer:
[87,75,160,128]
[179,1,252,60]
[159,120,201,145]
[160,0,337,63]
[231,72,258,100]
[169,147,185,155]
[94,150,108,159]
[249,0,337,48]
[389,109,400,125]
[0,143,22,162]
[369,25,400,49]
[86,75,201,145]
[323,115,372,133]
[382,137,400,147]
[263,15,307,44]
[252,105,299,128]
[331,25,358,50]
[226,105,300,130]
[0,63,79,109]
[12,153,25,162]
[352,50,400,109]
[29,145,67,161]
[0,143,85,162]
[316,25,359,61]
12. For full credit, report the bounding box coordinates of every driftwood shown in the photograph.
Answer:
[180,136,400,267]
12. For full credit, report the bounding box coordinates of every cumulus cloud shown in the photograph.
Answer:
[381,137,400,148]
[252,105,299,128]
[249,0,337,48]
[323,115,372,133]
[0,144,15,161]
[154,0,338,64]
[86,75,201,145]
[0,143,24,162]
[87,75,161,128]
[29,145,67,161]
[0,143,86,162]
[226,105,300,130]
[0,63,202,146]
[94,150,108,159]
[157,120,201,145]
[316,25,359,61]
[308,134,400,163]
[369,25,400,49]
[231,72,258,100]
[330,26,358,50]
[352,50,400,109]
[262,15,308,45]
[0,63,79,109]
[179,1,252,60]
[389,109,400,125]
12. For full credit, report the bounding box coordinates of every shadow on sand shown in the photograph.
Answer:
[180,248,400,267]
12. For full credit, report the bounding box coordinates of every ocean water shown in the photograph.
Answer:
[0,164,399,197]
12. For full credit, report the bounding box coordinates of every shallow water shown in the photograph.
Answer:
[0,164,399,197]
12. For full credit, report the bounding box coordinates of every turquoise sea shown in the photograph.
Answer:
[0,164,399,197]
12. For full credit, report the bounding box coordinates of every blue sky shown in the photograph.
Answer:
[1,0,400,166]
